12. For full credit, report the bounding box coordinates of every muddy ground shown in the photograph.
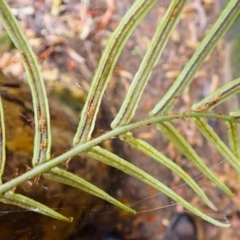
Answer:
[0,0,240,239]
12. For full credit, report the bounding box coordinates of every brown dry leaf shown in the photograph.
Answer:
[97,0,115,32]
[193,71,208,79]
[209,74,219,93]
[182,87,191,110]
[137,128,157,140]
[51,0,62,16]
[66,47,93,80]
[188,21,198,44]
[185,40,199,49]
[45,35,65,45]
[143,98,153,111]
[166,142,178,160]
[80,17,94,40]
[165,70,180,79]
[28,38,43,49]
[114,68,133,80]
[171,30,180,43]
[203,0,214,10]
[1,53,24,77]
[203,0,214,4]
[183,5,196,16]
[163,62,180,70]
[42,68,59,82]
[194,1,207,30]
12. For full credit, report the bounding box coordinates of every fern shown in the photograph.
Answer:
[0,0,239,228]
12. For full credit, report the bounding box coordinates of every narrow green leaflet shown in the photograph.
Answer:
[0,112,239,195]
[73,0,158,144]
[228,111,240,177]
[87,146,229,227]
[0,0,238,227]
[120,132,216,210]
[0,0,51,166]
[191,77,240,179]
[192,118,240,173]
[0,191,71,222]
[43,167,135,214]
[151,0,240,116]
[192,77,240,112]
[230,110,240,117]
[111,0,188,129]
[157,122,233,196]
[225,121,240,159]
[225,121,240,182]
[147,1,240,214]
[0,96,5,184]
[0,79,69,221]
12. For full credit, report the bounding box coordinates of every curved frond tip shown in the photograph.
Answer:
[87,146,229,227]
[0,191,72,222]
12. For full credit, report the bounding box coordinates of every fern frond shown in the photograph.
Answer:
[0,0,239,229]
[43,167,135,214]
[120,132,217,210]
[111,0,188,128]
[151,0,240,115]
[0,191,71,222]
[0,0,51,166]
[73,0,158,144]
[87,146,228,227]
[0,64,70,222]
[192,77,240,112]
[226,121,240,158]
[156,122,233,196]
[0,113,238,191]
[192,118,240,172]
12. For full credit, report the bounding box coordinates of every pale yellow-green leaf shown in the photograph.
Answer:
[73,0,158,144]
[192,118,240,173]
[0,191,71,222]
[111,0,188,128]
[157,122,233,196]
[87,146,229,227]
[192,77,240,112]
[44,167,135,214]
[0,0,51,165]
[120,132,216,210]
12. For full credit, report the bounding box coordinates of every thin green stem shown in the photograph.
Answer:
[192,77,240,112]
[0,112,238,194]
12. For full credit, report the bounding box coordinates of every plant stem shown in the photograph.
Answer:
[0,112,238,194]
